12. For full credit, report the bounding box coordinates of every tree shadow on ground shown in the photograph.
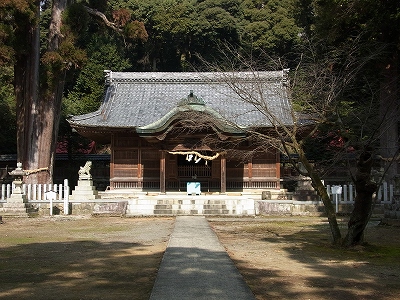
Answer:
[0,239,164,299]
[211,219,400,300]
[0,216,175,299]
[276,223,400,299]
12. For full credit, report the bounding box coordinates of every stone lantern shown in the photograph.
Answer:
[9,162,27,199]
[3,162,29,216]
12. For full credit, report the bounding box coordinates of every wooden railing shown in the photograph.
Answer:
[111,178,279,190]
[228,180,279,189]
[177,166,212,178]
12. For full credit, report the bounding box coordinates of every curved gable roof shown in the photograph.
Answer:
[136,91,245,135]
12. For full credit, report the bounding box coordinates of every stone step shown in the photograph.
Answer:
[154,209,199,215]
[204,200,227,204]
[153,209,174,215]
[154,204,229,213]
[1,201,32,217]
[154,199,227,205]
[154,204,172,209]
[126,196,256,216]
[0,208,30,217]
[203,204,227,209]
[203,209,230,215]
[153,208,232,215]
[100,194,137,199]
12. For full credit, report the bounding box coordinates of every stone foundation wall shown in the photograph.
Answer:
[13,201,128,216]
[0,198,386,217]
[255,200,356,216]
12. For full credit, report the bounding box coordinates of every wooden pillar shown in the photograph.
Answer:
[138,140,142,180]
[248,159,253,178]
[160,150,166,194]
[276,150,281,189]
[110,134,115,189]
[220,155,226,194]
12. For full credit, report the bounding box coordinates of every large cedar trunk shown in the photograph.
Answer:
[343,151,377,247]
[33,0,68,184]
[14,2,43,181]
[15,0,67,184]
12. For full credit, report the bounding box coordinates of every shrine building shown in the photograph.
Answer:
[68,70,293,196]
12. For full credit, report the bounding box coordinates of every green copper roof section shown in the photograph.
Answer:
[136,91,245,135]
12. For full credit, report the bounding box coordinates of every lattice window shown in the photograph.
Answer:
[252,152,277,178]
[113,137,138,148]
[113,150,139,178]
[141,150,160,179]
[226,160,246,179]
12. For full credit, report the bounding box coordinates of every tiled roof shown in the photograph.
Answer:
[68,71,293,130]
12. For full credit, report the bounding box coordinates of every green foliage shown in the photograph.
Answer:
[0,0,38,63]
[312,0,400,54]
[0,21,15,64]
[239,0,301,55]
[39,2,88,98]
[39,2,52,54]
[0,65,16,153]
[64,2,90,36]
[0,1,34,153]
[89,0,108,13]
[286,0,398,179]
[60,34,133,154]
[124,20,148,41]
[198,6,237,36]
[107,0,301,71]
[112,8,131,27]
[63,36,131,116]
[306,0,398,145]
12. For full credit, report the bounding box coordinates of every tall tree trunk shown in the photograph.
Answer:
[15,0,68,184]
[14,2,41,179]
[33,0,68,184]
[343,151,377,247]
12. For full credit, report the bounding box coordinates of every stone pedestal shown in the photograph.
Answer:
[2,179,29,217]
[292,176,320,201]
[71,180,99,200]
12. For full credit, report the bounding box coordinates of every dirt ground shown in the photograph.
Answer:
[0,215,399,300]
[209,216,400,300]
[0,216,175,300]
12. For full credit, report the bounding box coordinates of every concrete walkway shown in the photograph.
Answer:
[150,216,256,300]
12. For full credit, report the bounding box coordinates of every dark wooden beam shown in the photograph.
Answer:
[160,150,166,194]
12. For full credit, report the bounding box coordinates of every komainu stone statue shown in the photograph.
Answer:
[78,161,92,180]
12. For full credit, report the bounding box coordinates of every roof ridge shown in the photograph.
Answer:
[104,70,286,84]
